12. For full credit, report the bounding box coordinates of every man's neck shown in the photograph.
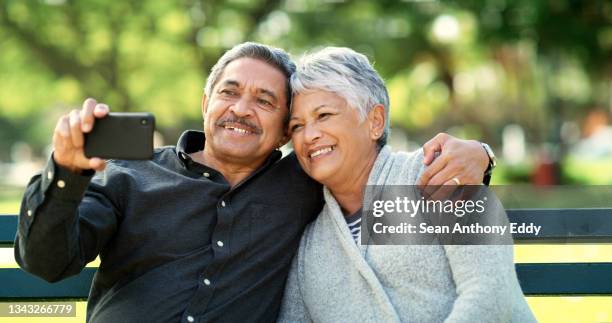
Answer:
[190,149,267,187]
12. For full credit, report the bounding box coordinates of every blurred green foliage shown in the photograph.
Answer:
[0,0,611,178]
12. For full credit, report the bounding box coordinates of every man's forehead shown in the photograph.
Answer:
[218,58,288,88]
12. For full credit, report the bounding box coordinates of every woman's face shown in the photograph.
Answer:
[289,90,380,187]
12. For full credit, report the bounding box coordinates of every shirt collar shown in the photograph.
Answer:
[176,130,205,162]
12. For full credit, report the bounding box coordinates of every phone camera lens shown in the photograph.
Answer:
[141,119,148,125]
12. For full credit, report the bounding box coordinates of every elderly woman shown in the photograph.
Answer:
[278,47,536,322]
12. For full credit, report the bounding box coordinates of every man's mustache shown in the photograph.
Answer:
[216,117,262,134]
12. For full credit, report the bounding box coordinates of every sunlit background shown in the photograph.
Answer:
[0,0,611,322]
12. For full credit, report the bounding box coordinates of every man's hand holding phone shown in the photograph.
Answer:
[52,97,155,174]
[53,98,109,174]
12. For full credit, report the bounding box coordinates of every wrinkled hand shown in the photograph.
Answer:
[52,98,109,174]
[417,133,489,199]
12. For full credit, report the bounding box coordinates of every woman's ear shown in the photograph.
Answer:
[368,104,386,140]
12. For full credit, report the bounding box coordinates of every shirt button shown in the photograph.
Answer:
[47,171,53,180]
[217,240,224,247]
[57,180,66,188]
[221,201,226,207]
[27,210,33,217]
[203,278,211,286]
[187,315,195,322]
[203,172,210,178]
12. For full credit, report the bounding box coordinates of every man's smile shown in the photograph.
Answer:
[216,119,262,136]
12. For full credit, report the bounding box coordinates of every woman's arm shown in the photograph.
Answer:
[277,245,312,323]
[442,244,515,322]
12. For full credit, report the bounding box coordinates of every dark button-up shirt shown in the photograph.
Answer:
[15,130,323,322]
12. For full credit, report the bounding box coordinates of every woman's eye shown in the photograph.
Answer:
[318,113,332,120]
[290,124,303,132]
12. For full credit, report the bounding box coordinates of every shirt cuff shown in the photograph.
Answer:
[42,155,95,201]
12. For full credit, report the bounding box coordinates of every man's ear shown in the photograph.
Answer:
[368,104,386,140]
[201,95,208,117]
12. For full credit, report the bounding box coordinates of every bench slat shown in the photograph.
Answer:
[0,268,95,299]
[516,263,612,295]
[0,216,17,245]
[0,264,611,298]
[507,208,612,243]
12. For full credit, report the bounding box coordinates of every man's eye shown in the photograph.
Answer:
[220,90,237,96]
[290,124,303,132]
[257,98,273,107]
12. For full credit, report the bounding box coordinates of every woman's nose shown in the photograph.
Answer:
[304,123,322,143]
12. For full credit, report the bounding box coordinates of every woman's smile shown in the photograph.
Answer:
[308,145,336,160]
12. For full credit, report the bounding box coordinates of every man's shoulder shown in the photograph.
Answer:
[100,146,178,176]
[264,151,300,177]
[276,151,301,169]
[263,151,324,220]
[152,145,179,161]
[271,152,320,186]
[89,146,182,192]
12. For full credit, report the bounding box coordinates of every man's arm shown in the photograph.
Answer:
[14,98,118,282]
[15,159,119,282]
[418,133,492,186]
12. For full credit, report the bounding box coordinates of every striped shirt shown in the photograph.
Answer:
[344,208,362,243]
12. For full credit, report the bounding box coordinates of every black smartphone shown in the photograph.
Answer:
[84,112,155,160]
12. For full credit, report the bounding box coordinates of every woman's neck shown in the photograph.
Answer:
[328,149,379,216]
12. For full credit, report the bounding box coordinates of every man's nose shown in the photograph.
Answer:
[229,97,253,118]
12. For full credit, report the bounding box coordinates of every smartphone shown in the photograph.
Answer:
[84,112,155,160]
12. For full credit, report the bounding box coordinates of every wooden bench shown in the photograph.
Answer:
[1,209,612,299]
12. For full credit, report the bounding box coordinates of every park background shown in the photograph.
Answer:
[0,0,610,322]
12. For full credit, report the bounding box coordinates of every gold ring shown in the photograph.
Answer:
[452,177,461,185]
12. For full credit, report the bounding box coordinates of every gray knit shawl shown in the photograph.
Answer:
[278,146,536,323]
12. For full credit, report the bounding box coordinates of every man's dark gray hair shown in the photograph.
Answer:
[204,42,296,109]
[291,47,391,148]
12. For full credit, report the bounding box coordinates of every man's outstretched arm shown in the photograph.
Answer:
[14,98,118,282]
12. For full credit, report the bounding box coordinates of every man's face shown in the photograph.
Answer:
[202,57,289,165]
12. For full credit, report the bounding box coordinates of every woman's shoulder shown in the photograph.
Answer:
[297,206,332,247]
[372,146,427,185]
[389,148,425,167]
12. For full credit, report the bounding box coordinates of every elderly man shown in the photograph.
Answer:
[15,42,492,322]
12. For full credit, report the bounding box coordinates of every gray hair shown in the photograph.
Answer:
[204,42,296,109]
[291,47,390,148]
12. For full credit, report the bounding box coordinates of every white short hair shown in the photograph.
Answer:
[291,47,390,148]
